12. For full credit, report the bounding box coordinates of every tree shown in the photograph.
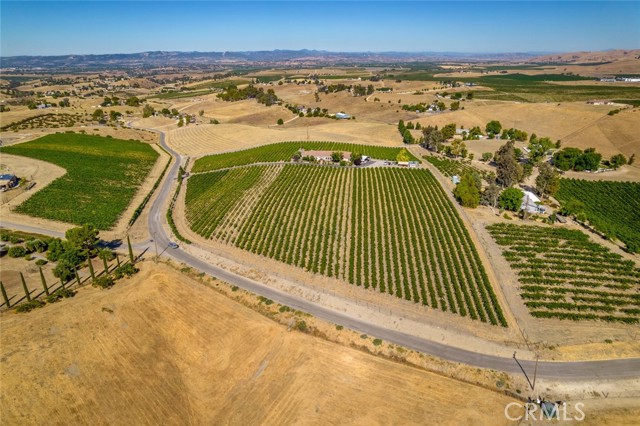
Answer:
[142,104,155,118]
[528,136,555,164]
[481,183,501,209]
[574,148,601,171]
[485,120,502,136]
[65,224,99,256]
[453,173,480,208]
[109,110,122,122]
[402,129,415,144]
[59,98,71,107]
[352,153,363,166]
[535,162,560,198]
[177,117,184,127]
[481,152,493,162]
[609,153,627,169]
[396,149,411,162]
[331,151,343,162]
[450,101,460,111]
[499,187,524,211]
[199,109,205,117]
[450,139,467,158]
[441,123,456,139]
[92,108,105,121]
[46,238,66,261]
[126,96,140,107]
[422,126,444,152]
[54,259,76,283]
[495,141,523,187]
[629,153,635,165]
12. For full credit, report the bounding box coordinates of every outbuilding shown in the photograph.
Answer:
[521,190,545,214]
[0,174,18,191]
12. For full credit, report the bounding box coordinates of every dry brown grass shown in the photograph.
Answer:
[0,261,520,426]
[167,121,402,156]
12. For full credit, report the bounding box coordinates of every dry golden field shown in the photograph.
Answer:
[166,121,403,156]
[0,262,521,426]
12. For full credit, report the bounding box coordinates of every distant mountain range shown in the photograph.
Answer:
[0,49,545,70]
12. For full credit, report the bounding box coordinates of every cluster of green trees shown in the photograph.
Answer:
[217,84,280,106]
[553,147,602,171]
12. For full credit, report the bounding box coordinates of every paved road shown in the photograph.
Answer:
[146,131,640,380]
[4,129,640,380]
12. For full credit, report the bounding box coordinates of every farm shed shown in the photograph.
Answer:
[521,190,545,214]
[0,174,18,191]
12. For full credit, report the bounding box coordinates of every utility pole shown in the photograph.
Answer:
[153,233,158,263]
[513,352,536,391]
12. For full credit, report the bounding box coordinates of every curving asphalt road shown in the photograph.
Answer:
[4,127,640,380]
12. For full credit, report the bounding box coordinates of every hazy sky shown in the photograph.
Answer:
[1,1,638,56]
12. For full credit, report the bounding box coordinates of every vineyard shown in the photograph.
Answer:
[186,165,508,326]
[424,155,493,181]
[191,141,417,173]
[0,133,159,230]
[555,179,640,252]
[487,223,640,324]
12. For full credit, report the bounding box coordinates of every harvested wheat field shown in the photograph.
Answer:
[0,262,520,426]
[167,122,402,156]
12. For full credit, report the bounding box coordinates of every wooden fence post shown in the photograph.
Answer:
[39,267,49,296]
[75,267,81,286]
[0,282,10,308]
[116,253,121,268]
[102,256,109,275]
[20,272,31,302]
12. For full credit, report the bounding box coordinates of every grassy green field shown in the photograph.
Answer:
[186,164,507,326]
[555,179,640,252]
[488,223,639,323]
[191,141,417,173]
[1,133,158,230]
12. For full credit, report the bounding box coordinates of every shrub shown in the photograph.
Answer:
[46,288,76,303]
[8,246,27,258]
[53,259,76,282]
[335,325,344,331]
[373,338,383,346]
[499,187,524,212]
[9,235,22,244]
[93,275,115,289]
[15,299,46,313]
[112,263,139,279]
[294,319,308,332]
[26,239,48,253]
[35,259,48,266]
[0,232,10,241]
